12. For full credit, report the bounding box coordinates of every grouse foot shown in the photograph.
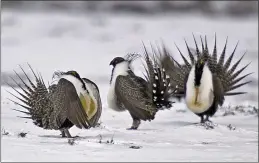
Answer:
[127,118,141,130]
[200,121,217,130]
[127,126,138,130]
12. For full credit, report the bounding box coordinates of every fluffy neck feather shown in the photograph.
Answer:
[108,61,130,111]
[185,63,214,113]
[110,61,130,85]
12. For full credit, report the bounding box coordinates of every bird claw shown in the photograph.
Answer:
[200,121,217,130]
[127,127,138,130]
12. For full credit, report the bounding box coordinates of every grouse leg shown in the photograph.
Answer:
[64,129,72,138]
[204,115,212,122]
[200,115,205,123]
[60,129,66,138]
[127,113,141,130]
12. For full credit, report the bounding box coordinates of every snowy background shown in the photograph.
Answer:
[1,1,258,162]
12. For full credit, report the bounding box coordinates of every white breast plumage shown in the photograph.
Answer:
[107,62,129,112]
[185,63,214,114]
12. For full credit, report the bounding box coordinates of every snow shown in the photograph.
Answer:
[1,10,258,162]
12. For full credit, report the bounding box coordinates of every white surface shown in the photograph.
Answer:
[1,10,258,162]
[1,86,258,162]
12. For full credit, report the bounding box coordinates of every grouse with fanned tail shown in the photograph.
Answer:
[160,35,252,123]
[107,47,175,130]
[5,65,102,138]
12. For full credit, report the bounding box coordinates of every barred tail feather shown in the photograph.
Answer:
[12,108,31,115]
[225,92,247,96]
[184,39,195,64]
[19,65,37,90]
[143,44,175,110]
[227,52,246,75]
[212,34,217,66]
[174,43,191,68]
[5,64,48,128]
[223,41,239,71]
[192,33,201,58]
[226,81,252,92]
[229,73,253,87]
[230,62,251,81]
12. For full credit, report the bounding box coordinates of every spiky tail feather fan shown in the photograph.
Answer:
[161,34,252,98]
[142,44,176,110]
[5,64,52,129]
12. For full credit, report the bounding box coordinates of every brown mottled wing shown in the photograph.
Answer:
[212,74,225,106]
[52,78,91,129]
[115,74,154,114]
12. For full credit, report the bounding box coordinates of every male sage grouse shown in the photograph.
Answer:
[160,35,252,123]
[6,64,102,138]
[107,48,175,130]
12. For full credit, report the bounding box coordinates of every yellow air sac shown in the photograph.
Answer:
[79,93,97,120]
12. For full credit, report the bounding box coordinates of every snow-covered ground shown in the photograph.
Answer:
[1,10,258,161]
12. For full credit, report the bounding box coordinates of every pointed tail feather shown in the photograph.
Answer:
[229,62,251,81]
[225,92,247,96]
[5,85,30,107]
[192,33,201,58]
[223,41,239,71]
[229,73,253,87]
[19,65,37,90]
[7,97,31,111]
[227,52,246,76]
[9,73,31,98]
[17,116,32,119]
[174,43,191,69]
[218,37,228,68]
[12,108,31,115]
[143,44,175,109]
[209,34,218,72]
[184,39,195,64]
[212,34,217,66]
[204,35,209,54]
[5,64,50,128]
[226,81,252,92]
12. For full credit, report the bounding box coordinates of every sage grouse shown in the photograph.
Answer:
[6,64,102,138]
[107,49,175,130]
[161,35,252,123]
